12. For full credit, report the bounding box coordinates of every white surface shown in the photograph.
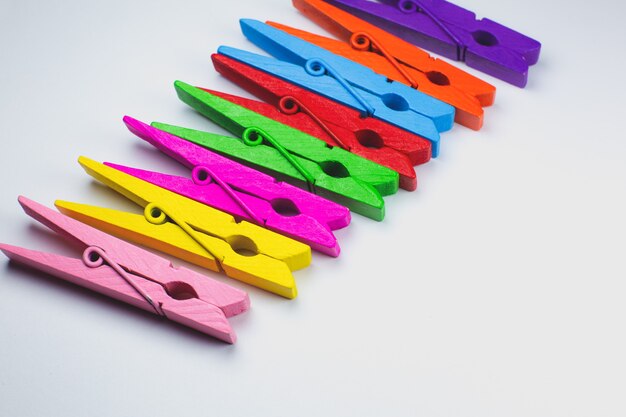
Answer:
[1,0,625,416]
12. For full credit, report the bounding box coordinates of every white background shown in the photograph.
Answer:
[1,0,625,416]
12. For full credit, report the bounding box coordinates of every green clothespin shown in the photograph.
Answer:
[152,81,399,221]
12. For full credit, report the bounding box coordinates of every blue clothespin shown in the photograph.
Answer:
[219,19,456,157]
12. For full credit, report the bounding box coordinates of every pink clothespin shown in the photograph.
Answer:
[0,196,250,343]
[117,116,350,257]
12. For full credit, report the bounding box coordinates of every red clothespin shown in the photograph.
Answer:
[211,53,432,191]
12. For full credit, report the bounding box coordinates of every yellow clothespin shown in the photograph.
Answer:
[55,156,311,298]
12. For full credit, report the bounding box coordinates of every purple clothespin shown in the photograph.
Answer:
[323,0,541,87]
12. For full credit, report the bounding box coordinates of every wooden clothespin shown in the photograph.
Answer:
[269,0,496,130]
[321,0,541,87]
[0,196,250,343]
[211,53,430,191]
[154,81,399,221]
[118,116,351,257]
[56,156,312,299]
[219,19,456,153]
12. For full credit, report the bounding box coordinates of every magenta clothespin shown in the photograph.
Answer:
[0,196,250,343]
[323,0,541,87]
[118,116,351,257]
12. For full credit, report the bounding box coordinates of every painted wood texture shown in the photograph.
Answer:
[268,17,492,130]
[56,157,312,299]
[160,81,399,221]
[0,196,250,343]
[218,45,447,155]
[210,53,429,191]
[114,116,350,257]
[238,18,454,134]
[322,0,541,87]
[292,0,495,107]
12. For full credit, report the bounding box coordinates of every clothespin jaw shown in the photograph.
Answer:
[0,196,250,343]
[270,0,497,130]
[210,52,431,190]
[112,116,352,257]
[168,80,399,221]
[321,0,541,87]
[56,156,312,299]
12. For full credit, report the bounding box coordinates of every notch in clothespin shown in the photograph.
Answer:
[268,0,496,130]
[55,156,312,299]
[321,0,541,87]
[0,196,250,343]
[117,116,350,257]
[154,81,399,221]
[211,53,430,191]
[218,19,456,153]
